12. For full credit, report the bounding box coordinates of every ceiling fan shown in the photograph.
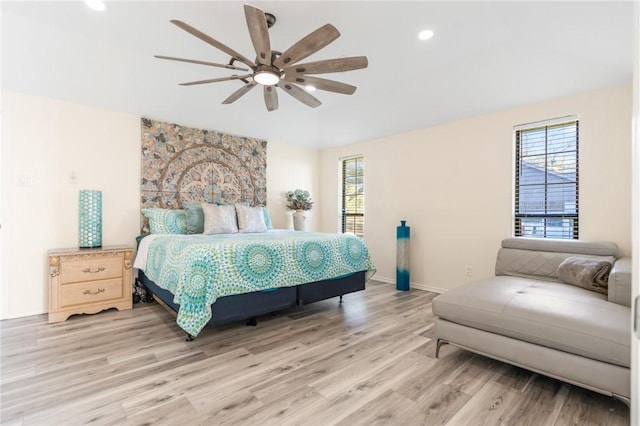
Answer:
[156,4,368,112]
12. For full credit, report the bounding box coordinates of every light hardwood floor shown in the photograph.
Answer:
[0,280,630,425]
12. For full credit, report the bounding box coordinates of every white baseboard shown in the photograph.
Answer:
[370,275,446,294]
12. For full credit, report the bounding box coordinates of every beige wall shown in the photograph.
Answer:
[319,84,632,292]
[1,85,631,318]
[1,92,141,319]
[266,142,320,232]
[0,91,319,319]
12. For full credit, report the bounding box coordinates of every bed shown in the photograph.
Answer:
[134,230,376,338]
[136,118,376,339]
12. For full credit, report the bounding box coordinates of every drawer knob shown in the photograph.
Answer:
[82,266,106,274]
[83,288,106,295]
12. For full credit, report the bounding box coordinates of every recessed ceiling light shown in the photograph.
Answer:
[84,0,106,12]
[305,85,316,92]
[418,29,434,41]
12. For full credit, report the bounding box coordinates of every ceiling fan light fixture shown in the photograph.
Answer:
[418,29,434,41]
[84,0,106,11]
[253,69,280,86]
[305,85,316,92]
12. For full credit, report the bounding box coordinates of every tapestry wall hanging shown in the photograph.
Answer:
[140,118,267,230]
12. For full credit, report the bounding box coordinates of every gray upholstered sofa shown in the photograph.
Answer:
[432,237,631,403]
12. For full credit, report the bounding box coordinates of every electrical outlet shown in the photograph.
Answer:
[465,265,472,277]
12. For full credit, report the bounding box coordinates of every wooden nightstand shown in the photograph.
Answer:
[48,245,133,323]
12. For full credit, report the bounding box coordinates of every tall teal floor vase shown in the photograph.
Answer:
[396,220,410,291]
[79,190,102,248]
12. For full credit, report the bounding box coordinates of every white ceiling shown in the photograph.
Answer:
[2,1,635,148]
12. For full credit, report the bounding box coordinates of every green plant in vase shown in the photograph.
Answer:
[286,189,313,230]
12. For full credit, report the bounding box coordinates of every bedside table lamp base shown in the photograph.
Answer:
[79,190,102,248]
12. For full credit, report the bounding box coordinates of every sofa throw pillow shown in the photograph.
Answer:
[236,204,267,233]
[202,203,238,234]
[556,256,612,295]
[184,202,205,234]
[142,208,187,234]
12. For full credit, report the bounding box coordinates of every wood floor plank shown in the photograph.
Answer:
[442,353,508,395]
[119,348,254,416]
[500,373,568,426]
[444,380,522,425]
[279,351,435,425]
[552,384,630,426]
[334,388,418,426]
[0,280,630,425]
[406,383,474,425]
[310,332,429,397]
[228,384,325,426]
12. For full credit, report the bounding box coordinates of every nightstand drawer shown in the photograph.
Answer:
[59,278,124,308]
[60,256,123,284]
[48,245,133,323]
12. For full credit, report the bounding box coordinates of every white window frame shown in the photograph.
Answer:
[513,115,579,239]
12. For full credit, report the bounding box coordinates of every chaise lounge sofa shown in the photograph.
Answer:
[432,237,631,403]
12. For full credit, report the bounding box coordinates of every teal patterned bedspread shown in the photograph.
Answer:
[139,231,376,336]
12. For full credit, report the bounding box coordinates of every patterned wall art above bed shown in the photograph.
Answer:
[140,118,267,230]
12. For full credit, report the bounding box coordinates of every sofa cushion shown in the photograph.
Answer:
[495,238,617,282]
[500,237,618,256]
[495,248,616,282]
[608,257,632,307]
[432,276,631,368]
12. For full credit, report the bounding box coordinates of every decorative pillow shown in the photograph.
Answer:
[556,256,612,295]
[202,203,238,234]
[184,202,205,234]
[142,208,187,234]
[262,207,273,230]
[236,204,267,233]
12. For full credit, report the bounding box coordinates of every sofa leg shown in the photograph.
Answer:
[435,339,449,358]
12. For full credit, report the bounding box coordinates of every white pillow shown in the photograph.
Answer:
[235,204,267,233]
[202,203,238,234]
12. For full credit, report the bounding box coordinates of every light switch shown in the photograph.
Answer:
[18,175,33,187]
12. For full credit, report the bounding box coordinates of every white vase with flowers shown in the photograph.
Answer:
[286,189,313,231]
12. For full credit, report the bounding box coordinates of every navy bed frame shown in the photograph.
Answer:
[138,270,366,339]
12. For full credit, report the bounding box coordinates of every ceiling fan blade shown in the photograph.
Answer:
[283,75,356,95]
[285,56,368,75]
[179,74,253,86]
[244,5,271,66]
[263,85,279,111]
[276,82,321,108]
[222,82,257,104]
[155,55,249,71]
[273,24,340,69]
[170,20,256,68]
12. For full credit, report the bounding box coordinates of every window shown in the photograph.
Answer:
[514,117,579,239]
[341,156,364,237]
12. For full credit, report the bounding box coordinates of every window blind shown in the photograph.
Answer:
[514,117,579,239]
[341,156,364,237]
